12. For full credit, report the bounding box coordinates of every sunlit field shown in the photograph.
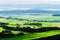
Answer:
[0,15,60,40]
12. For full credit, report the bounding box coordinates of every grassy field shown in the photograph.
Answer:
[0,30,60,40]
[0,16,60,40]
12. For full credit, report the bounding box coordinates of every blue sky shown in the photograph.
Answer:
[0,0,60,10]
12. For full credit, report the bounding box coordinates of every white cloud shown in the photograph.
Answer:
[8,8,32,10]
[43,8,60,11]
[0,7,32,10]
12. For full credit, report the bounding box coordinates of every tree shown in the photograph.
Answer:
[16,24,20,27]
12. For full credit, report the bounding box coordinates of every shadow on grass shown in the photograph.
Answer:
[2,26,60,33]
[0,31,25,38]
[0,22,60,38]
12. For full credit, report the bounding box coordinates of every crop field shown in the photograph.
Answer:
[0,15,60,40]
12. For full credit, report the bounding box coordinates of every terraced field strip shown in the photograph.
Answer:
[0,30,60,40]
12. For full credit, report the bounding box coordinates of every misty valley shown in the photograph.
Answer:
[0,10,60,40]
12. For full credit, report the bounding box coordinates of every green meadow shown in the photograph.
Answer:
[0,15,60,40]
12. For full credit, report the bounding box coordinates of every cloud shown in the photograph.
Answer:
[0,0,60,9]
[43,8,60,11]
[8,8,32,10]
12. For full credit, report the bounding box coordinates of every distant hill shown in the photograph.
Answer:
[0,9,60,16]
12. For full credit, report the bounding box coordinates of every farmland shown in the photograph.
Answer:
[0,15,60,40]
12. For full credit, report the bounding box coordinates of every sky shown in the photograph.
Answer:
[0,0,60,4]
[0,0,60,10]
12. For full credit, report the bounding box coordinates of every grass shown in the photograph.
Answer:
[0,30,60,40]
[0,18,60,28]
[0,27,4,32]
[0,16,60,40]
